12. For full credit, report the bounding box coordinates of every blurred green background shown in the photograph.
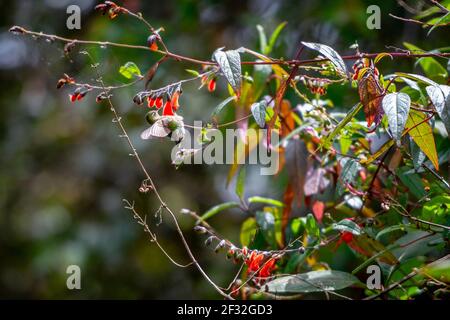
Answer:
[0,0,447,299]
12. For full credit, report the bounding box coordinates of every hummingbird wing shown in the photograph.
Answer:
[140,119,171,139]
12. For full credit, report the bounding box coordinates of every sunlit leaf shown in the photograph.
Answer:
[119,61,141,79]
[240,217,257,247]
[332,219,362,236]
[248,196,284,207]
[250,100,268,128]
[426,84,450,135]
[322,103,363,149]
[256,210,277,248]
[211,96,236,117]
[374,52,393,64]
[235,166,246,200]
[256,25,267,54]
[406,109,439,170]
[266,270,359,293]
[213,48,242,96]
[337,159,360,196]
[301,41,348,76]
[351,234,399,265]
[395,72,439,87]
[403,43,448,81]
[200,201,240,222]
[266,21,287,55]
[382,92,411,144]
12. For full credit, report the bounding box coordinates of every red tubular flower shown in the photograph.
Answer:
[69,94,78,102]
[147,97,156,108]
[171,91,180,111]
[246,251,264,273]
[258,258,277,278]
[208,78,216,92]
[155,97,163,109]
[162,100,174,116]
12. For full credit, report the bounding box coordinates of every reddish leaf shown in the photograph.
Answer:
[357,68,384,127]
[304,167,330,196]
[312,200,325,223]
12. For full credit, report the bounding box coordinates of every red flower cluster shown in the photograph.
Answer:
[147,90,181,116]
[242,248,277,279]
[301,76,328,95]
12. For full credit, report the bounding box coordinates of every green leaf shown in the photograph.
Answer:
[421,256,450,283]
[252,62,272,100]
[403,43,448,81]
[235,166,246,200]
[391,230,444,262]
[266,270,359,293]
[426,85,450,135]
[332,219,362,236]
[250,100,268,128]
[301,41,348,76]
[382,92,411,144]
[256,25,267,54]
[119,62,141,79]
[306,213,320,238]
[248,196,284,207]
[395,72,439,87]
[200,201,240,222]
[410,137,426,170]
[397,166,427,199]
[322,103,362,149]
[266,21,287,55]
[240,217,257,247]
[213,48,242,96]
[211,96,236,117]
[427,12,450,36]
[422,195,450,225]
[337,159,360,196]
[256,210,277,248]
[185,69,200,77]
[406,109,439,171]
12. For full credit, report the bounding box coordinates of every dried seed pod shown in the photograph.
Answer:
[193,225,207,234]
[204,236,214,247]
[133,94,144,105]
[56,79,66,89]
[180,208,191,215]
[214,239,226,253]
[96,92,109,103]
